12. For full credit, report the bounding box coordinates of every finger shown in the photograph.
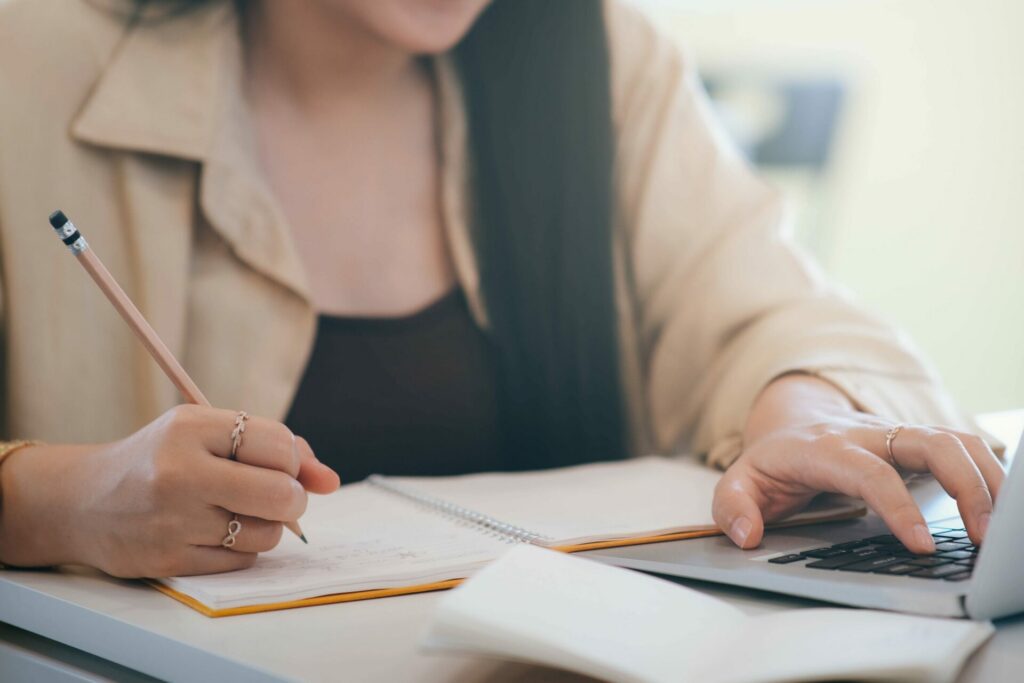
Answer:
[712,468,766,549]
[813,446,935,553]
[935,428,1006,501]
[886,427,993,544]
[294,436,341,494]
[177,547,258,576]
[162,405,300,476]
[193,512,285,554]
[226,416,301,477]
[199,458,308,522]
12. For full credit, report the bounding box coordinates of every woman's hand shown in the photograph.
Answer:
[712,375,1004,554]
[0,405,339,577]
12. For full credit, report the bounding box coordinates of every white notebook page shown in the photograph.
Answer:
[381,457,859,546]
[161,484,510,610]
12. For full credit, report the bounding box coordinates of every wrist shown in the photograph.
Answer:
[744,373,857,446]
[0,443,98,567]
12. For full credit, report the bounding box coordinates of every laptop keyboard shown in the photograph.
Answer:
[768,526,975,582]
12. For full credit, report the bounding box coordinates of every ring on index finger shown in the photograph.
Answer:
[230,411,249,461]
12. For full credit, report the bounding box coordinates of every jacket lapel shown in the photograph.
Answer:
[70,3,311,304]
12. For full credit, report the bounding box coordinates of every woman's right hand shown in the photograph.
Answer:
[0,405,340,577]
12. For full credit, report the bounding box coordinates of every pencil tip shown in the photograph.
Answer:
[300,534,309,544]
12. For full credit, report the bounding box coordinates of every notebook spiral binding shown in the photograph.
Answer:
[367,475,552,546]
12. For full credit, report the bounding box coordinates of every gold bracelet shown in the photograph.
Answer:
[0,441,42,570]
[0,440,40,467]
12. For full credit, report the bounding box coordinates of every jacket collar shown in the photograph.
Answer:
[71,3,231,161]
[69,3,485,321]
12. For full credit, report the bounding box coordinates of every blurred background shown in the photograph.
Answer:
[630,0,1024,415]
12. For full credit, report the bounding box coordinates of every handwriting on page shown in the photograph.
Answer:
[165,484,510,603]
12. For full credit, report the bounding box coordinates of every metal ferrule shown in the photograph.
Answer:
[68,235,89,254]
[54,222,76,240]
[53,220,89,254]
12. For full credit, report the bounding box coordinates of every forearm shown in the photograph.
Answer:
[744,373,857,446]
[0,443,93,567]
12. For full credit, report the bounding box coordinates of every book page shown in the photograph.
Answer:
[425,545,743,683]
[705,609,994,683]
[425,546,993,683]
[382,457,860,546]
[160,483,511,610]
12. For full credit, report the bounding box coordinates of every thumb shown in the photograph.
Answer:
[712,470,766,549]
[293,435,341,494]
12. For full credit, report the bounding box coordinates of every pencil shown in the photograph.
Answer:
[47,210,307,545]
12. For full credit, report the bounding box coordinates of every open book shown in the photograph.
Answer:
[425,545,994,683]
[155,457,863,617]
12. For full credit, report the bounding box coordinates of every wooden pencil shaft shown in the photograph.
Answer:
[77,249,210,406]
[71,240,306,542]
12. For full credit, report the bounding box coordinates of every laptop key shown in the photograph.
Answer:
[830,540,875,551]
[837,555,902,572]
[806,552,876,569]
[945,571,973,582]
[801,547,850,559]
[938,550,973,561]
[872,563,920,576]
[907,556,952,568]
[933,529,969,540]
[910,564,967,579]
[768,554,805,564]
[865,534,900,545]
[935,541,966,552]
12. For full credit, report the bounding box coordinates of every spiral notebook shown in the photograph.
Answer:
[153,457,865,617]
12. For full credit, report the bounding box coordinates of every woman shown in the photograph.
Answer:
[0,0,1003,578]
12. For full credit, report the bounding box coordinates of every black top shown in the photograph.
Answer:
[284,289,505,483]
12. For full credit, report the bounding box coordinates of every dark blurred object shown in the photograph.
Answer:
[704,76,846,169]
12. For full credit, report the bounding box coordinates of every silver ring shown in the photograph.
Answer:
[885,423,905,469]
[221,514,242,548]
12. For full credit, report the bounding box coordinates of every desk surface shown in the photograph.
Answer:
[2,411,1022,683]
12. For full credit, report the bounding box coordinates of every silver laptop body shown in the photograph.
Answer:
[585,436,1024,619]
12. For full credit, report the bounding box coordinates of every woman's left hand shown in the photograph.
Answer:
[711,375,1005,554]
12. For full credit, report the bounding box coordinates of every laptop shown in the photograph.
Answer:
[585,433,1024,619]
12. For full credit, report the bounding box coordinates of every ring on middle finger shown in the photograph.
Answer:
[229,410,249,461]
[885,423,906,471]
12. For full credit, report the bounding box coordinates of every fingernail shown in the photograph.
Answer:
[978,512,991,538]
[730,517,752,547]
[913,524,935,553]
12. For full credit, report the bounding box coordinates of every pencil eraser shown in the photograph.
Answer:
[49,210,69,229]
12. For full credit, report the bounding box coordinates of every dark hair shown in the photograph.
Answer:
[455,1,624,469]
[128,0,626,469]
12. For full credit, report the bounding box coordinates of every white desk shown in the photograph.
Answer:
[2,411,1022,683]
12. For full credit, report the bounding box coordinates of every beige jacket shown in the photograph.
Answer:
[0,0,971,467]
